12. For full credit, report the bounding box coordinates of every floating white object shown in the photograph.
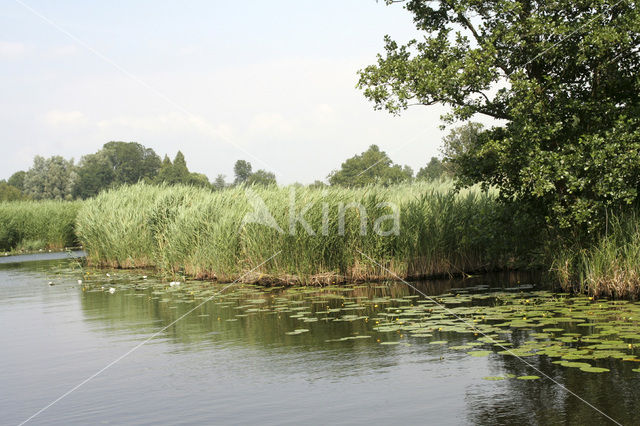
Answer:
[109,287,116,294]
[106,273,111,277]
[142,276,148,279]
[48,281,54,286]
[169,281,180,287]
[78,279,83,284]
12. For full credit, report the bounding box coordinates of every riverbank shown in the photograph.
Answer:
[5,183,640,298]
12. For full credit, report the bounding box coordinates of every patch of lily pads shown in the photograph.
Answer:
[78,268,640,380]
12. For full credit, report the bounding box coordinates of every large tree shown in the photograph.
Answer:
[23,156,77,200]
[416,157,449,181]
[102,141,161,185]
[73,151,115,199]
[0,181,25,201]
[7,171,26,192]
[359,0,640,231]
[73,142,162,198]
[233,160,253,185]
[328,144,412,187]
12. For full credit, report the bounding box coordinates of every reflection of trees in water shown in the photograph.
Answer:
[78,271,639,425]
[77,270,544,352]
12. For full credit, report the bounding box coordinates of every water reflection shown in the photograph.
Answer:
[2,258,637,425]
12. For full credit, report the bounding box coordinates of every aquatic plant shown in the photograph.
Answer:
[0,200,81,251]
[552,212,640,299]
[76,182,538,283]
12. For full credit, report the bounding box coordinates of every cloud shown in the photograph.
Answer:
[97,112,232,138]
[43,110,86,126]
[47,45,79,57]
[310,103,335,125]
[0,41,26,58]
[249,112,294,137]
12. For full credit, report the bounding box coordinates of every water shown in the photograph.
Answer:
[1,257,638,425]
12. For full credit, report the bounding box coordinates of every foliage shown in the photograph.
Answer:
[23,155,77,200]
[553,211,640,299]
[74,142,162,199]
[73,151,115,199]
[416,157,449,181]
[328,145,413,187]
[309,180,327,189]
[233,160,253,185]
[154,151,210,187]
[233,160,277,187]
[213,174,227,190]
[102,141,161,185]
[247,169,277,186]
[358,0,640,232]
[7,171,26,191]
[0,200,81,251]
[0,182,25,201]
[76,181,538,282]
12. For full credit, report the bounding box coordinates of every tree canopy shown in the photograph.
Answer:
[359,0,640,231]
[233,160,253,185]
[328,144,413,187]
[416,157,449,181]
[23,156,77,200]
[233,160,277,187]
[0,181,25,201]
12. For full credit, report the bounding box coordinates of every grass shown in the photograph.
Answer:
[0,200,81,252]
[552,212,640,299]
[5,181,640,297]
[76,182,539,283]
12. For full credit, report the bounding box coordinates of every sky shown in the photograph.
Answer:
[0,0,495,184]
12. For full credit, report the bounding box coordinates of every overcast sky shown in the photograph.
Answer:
[0,0,494,184]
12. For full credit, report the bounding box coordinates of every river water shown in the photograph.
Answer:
[1,256,638,425]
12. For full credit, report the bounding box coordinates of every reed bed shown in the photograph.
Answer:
[76,182,536,284]
[553,212,640,299]
[0,200,81,251]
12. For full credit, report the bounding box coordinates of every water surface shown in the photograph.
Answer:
[1,258,638,425]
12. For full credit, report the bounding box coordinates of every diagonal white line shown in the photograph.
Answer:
[357,250,623,426]
[14,0,276,173]
[353,127,434,181]
[517,0,628,73]
[18,251,282,426]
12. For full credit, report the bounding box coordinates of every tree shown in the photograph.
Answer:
[23,156,77,200]
[328,144,412,187]
[213,174,227,190]
[102,141,161,185]
[359,0,640,231]
[155,155,174,184]
[73,151,115,199]
[7,171,26,192]
[309,180,327,189]
[247,169,277,186]
[172,151,190,184]
[416,157,449,181]
[188,172,211,188]
[154,151,209,187]
[0,181,25,201]
[233,160,253,185]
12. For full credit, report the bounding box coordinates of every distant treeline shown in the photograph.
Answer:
[0,128,466,202]
[0,142,278,201]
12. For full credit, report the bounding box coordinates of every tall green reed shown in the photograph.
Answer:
[76,181,536,283]
[0,200,81,251]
